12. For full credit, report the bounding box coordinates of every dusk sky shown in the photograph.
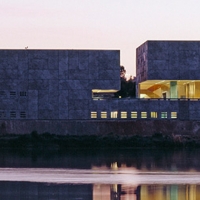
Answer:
[1,0,200,76]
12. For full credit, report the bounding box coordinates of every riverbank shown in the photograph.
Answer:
[1,120,200,136]
[0,132,200,150]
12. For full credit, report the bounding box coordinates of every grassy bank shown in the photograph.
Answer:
[0,132,200,150]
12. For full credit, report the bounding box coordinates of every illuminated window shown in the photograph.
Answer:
[91,112,97,118]
[111,111,118,118]
[141,112,147,118]
[121,111,127,118]
[101,112,107,118]
[151,112,157,118]
[161,112,167,119]
[131,111,137,118]
[171,112,177,119]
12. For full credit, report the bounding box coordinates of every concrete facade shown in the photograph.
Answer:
[0,50,120,120]
[136,41,200,82]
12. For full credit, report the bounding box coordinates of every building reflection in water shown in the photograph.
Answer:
[140,184,199,200]
[0,181,199,199]
[93,184,200,200]
[92,162,200,200]
[93,184,137,200]
[0,182,199,200]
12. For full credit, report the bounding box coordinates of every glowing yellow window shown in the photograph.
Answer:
[141,112,147,118]
[111,111,118,118]
[131,111,137,118]
[101,112,107,118]
[151,112,157,118]
[91,111,97,118]
[171,112,177,119]
[161,112,167,119]
[121,112,127,118]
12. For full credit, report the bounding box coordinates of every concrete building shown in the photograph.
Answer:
[0,50,120,120]
[137,41,200,99]
[1,41,200,135]
[135,41,200,120]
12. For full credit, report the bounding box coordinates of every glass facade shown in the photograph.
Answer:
[139,80,200,99]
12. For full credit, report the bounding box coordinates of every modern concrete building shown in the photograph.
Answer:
[1,41,200,135]
[137,41,200,99]
[0,50,120,120]
[134,40,200,121]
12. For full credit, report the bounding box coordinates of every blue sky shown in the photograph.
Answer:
[1,0,200,75]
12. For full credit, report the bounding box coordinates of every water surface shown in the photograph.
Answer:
[0,148,199,199]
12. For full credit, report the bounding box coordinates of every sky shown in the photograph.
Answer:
[1,0,200,76]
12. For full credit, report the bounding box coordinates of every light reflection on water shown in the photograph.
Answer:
[0,149,200,199]
[1,168,200,185]
[0,168,200,199]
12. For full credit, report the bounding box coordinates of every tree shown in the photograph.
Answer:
[115,66,136,98]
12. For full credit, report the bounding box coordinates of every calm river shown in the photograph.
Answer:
[0,148,200,200]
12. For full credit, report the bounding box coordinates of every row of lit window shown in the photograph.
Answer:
[91,111,177,119]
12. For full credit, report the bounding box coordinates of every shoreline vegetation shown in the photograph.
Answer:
[0,132,200,150]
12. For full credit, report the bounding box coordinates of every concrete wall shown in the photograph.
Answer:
[136,41,200,83]
[0,50,120,120]
[136,41,148,83]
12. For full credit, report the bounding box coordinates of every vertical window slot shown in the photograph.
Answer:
[151,112,157,118]
[111,111,118,118]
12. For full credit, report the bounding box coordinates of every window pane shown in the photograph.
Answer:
[141,112,147,118]
[91,111,97,118]
[131,112,137,118]
[101,112,107,118]
[161,112,167,118]
[111,111,118,118]
[171,112,177,119]
[151,112,157,118]
[121,112,127,118]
